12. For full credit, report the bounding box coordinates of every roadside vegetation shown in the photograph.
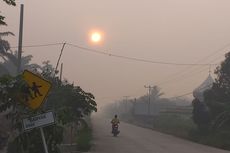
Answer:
[0,2,97,151]
[76,125,93,152]
[0,60,97,153]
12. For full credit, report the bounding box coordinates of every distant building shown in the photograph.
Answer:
[193,74,214,102]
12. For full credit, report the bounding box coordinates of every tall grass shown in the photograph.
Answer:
[152,114,196,139]
[126,114,230,150]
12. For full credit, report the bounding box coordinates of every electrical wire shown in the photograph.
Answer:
[9,42,218,66]
[10,42,64,49]
[155,43,230,86]
[167,92,193,99]
[66,43,216,66]
[8,41,225,101]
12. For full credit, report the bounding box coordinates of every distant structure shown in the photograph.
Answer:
[193,74,214,102]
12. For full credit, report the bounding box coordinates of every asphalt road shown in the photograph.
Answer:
[90,116,230,153]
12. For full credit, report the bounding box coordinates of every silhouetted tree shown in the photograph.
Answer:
[0,0,16,25]
[204,52,230,130]
[192,98,210,132]
[0,32,40,76]
[0,62,97,153]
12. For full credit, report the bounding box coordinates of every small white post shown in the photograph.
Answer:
[40,127,49,153]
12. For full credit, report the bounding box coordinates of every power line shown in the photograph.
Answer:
[9,42,218,66]
[66,43,216,66]
[166,78,215,100]
[155,43,230,86]
[158,66,209,87]
[168,91,193,99]
[10,42,64,49]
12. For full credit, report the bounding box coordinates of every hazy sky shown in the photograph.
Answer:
[1,0,230,107]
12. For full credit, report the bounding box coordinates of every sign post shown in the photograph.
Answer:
[22,112,55,130]
[22,70,53,153]
[22,111,55,153]
[40,127,49,153]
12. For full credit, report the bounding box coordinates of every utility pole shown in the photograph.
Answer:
[123,96,129,113]
[132,98,137,115]
[59,63,63,81]
[17,4,24,74]
[54,43,66,77]
[144,85,154,116]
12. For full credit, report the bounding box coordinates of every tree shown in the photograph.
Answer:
[0,0,16,26]
[40,61,97,123]
[150,86,164,101]
[0,32,40,76]
[0,61,97,153]
[204,52,230,130]
[192,98,210,132]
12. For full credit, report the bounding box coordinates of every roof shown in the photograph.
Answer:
[193,74,214,102]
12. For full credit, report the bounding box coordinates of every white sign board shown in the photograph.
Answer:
[23,112,55,131]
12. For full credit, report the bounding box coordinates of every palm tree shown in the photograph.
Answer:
[0,32,41,76]
[0,32,14,75]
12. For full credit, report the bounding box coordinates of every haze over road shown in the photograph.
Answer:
[91,116,230,153]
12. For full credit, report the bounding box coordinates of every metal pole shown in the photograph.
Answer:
[123,96,129,113]
[60,63,63,81]
[144,85,153,116]
[40,127,49,153]
[17,4,24,74]
[148,86,150,115]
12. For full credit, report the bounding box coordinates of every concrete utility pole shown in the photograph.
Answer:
[54,43,66,77]
[132,98,137,115]
[144,85,154,116]
[17,4,24,74]
[123,96,130,113]
[59,63,63,81]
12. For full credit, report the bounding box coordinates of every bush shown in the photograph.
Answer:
[76,127,92,152]
[189,129,230,150]
[152,114,196,139]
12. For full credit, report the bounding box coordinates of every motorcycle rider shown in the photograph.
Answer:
[111,115,120,134]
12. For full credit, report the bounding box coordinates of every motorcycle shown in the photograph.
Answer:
[112,124,120,136]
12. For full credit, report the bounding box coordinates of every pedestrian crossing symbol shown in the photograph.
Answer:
[22,70,52,109]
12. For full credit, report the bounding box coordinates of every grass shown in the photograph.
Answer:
[188,129,230,150]
[76,125,93,152]
[125,114,230,150]
[152,114,196,139]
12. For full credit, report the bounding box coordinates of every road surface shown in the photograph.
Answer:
[90,116,230,153]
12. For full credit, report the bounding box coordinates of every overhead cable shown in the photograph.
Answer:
[66,43,217,66]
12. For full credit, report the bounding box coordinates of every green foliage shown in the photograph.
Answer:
[0,32,41,76]
[185,51,230,150]
[0,32,14,54]
[151,114,196,138]
[76,127,92,152]
[3,0,16,6]
[0,59,97,153]
[0,75,29,113]
[0,73,64,153]
[40,61,97,125]
[0,15,6,26]
[204,52,230,129]
[7,125,63,153]
[192,98,210,132]
[189,129,230,150]
[1,0,16,26]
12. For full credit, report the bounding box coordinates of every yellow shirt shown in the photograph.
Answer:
[111,118,120,124]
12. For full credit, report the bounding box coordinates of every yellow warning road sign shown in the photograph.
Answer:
[22,70,52,109]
